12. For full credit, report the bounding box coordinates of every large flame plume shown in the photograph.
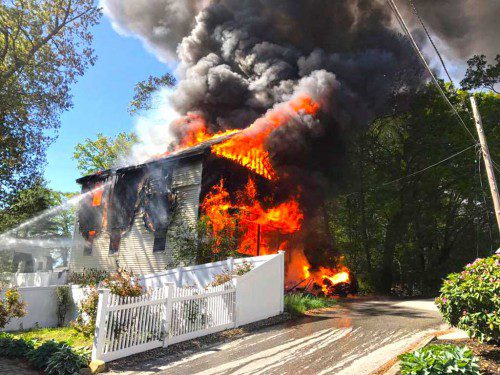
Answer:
[166,93,351,296]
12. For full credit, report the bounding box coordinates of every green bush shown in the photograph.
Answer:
[0,332,35,358]
[27,340,66,370]
[67,268,110,286]
[284,293,336,315]
[45,344,90,375]
[399,344,480,375]
[435,254,499,343]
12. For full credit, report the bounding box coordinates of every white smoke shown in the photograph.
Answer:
[126,88,179,165]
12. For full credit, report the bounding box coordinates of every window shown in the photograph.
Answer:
[109,229,121,255]
[83,230,95,256]
[153,234,167,253]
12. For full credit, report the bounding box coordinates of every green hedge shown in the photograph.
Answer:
[0,333,89,375]
[435,254,499,343]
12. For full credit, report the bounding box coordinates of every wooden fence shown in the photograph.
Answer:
[92,282,236,362]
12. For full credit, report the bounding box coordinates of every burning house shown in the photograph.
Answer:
[70,94,353,295]
[71,0,447,295]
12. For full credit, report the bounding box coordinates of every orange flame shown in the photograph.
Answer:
[201,178,303,255]
[211,94,320,179]
[92,184,103,206]
[167,94,351,296]
[163,94,320,179]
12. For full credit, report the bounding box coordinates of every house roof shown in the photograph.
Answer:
[76,131,241,185]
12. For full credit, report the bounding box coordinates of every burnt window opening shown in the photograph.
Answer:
[109,229,121,255]
[153,234,167,253]
[79,179,107,243]
[83,230,96,256]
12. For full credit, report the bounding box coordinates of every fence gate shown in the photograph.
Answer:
[92,282,236,362]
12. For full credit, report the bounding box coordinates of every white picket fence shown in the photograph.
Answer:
[92,252,284,363]
[92,282,236,362]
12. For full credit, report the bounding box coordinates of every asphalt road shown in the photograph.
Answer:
[112,299,444,375]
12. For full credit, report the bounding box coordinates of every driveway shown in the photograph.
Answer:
[109,298,445,375]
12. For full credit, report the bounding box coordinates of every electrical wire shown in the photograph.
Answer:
[343,143,477,198]
[386,0,478,143]
[408,0,453,84]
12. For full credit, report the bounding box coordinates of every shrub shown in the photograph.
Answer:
[284,293,336,315]
[435,254,499,343]
[73,268,144,337]
[399,344,480,375]
[0,287,27,328]
[44,344,90,375]
[55,286,72,327]
[27,340,66,370]
[67,268,110,286]
[0,332,35,358]
[210,261,254,287]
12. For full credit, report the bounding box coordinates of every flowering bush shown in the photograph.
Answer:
[73,268,144,337]
[0,287,27,328]
[435,254,499,343]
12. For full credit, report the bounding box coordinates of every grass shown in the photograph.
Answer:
[284,292,336,315]
[11,327,92,348]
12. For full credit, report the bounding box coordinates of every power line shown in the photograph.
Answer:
[343,143,477,198]
[386,0,478,143]
[408,0,453,84]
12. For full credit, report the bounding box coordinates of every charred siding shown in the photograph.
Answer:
[69,158,203,274]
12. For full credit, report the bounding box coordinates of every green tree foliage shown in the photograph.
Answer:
[128,73,176,114]
[0,0,101,204]
[331,86,500,295]
[461,54,499,93]
[72,132,139,175]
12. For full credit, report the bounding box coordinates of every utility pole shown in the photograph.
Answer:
[470,96,500,233]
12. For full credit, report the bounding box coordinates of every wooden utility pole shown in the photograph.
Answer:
[470,96,500,233]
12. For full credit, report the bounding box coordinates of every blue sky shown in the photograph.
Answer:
[44,17,169,193]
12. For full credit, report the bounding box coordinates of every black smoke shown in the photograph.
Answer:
[101,0,431,252]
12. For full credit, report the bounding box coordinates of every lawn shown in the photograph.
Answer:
[11,327,92,348]
[284,292,336,315]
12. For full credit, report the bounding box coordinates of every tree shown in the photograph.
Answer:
[461,54,499,93]
[73,132,139,175]
[0,0,102,207]
[128,73,176,114]
[331,86,500,295]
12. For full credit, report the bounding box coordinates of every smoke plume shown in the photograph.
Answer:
[101,0,498,189]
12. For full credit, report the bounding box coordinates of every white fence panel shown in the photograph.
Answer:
[92,253,283,363]
[168,282,236,345]
[93,287,169,363]
[140,254,275,289]
[1,271,68,287]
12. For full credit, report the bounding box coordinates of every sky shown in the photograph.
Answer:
[44,17,169,193]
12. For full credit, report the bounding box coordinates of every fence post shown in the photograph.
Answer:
[232,276,239,328]
[228,257,234,273]
[162,283,174,347]
[278,250,285,313]
[177,266,183,287]
[91,288,110,361]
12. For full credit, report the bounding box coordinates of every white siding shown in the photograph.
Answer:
[69,159,203,274]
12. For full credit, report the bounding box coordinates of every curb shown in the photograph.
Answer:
[373,327,454,375]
